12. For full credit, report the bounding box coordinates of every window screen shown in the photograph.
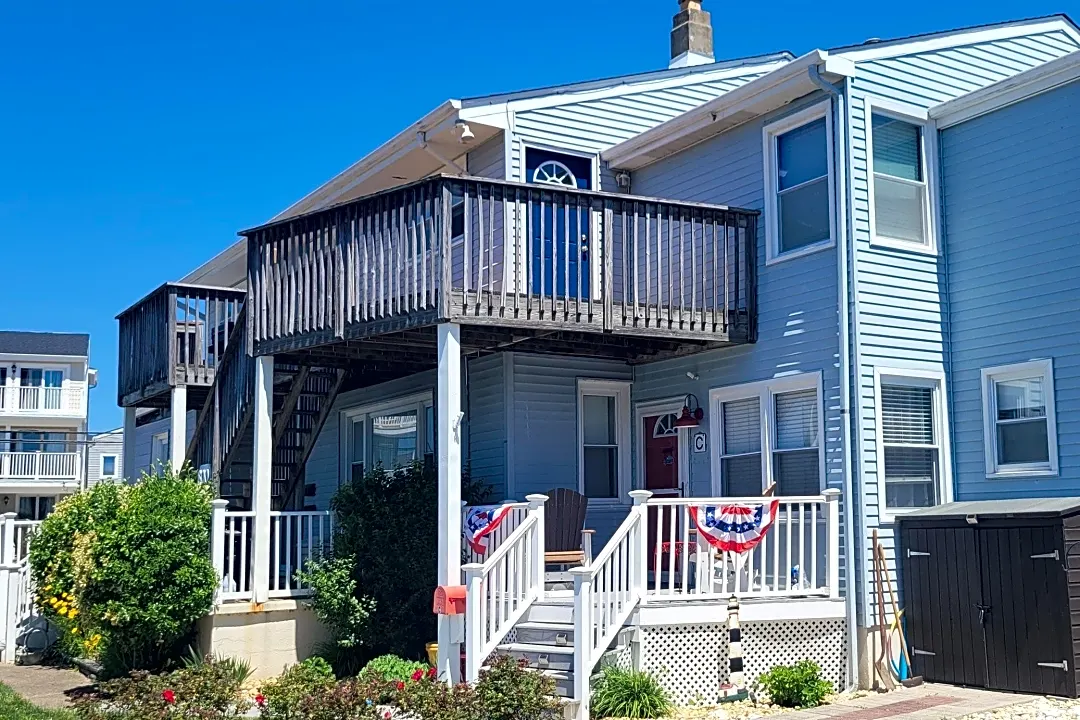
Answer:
[720,397,762,497]
[872,114,927,244]
[881,384,938,509]
[773,390,819,495]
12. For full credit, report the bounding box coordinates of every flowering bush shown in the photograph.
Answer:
[256,657,336,719]
[29,466,218,676]
[74,660,250,720]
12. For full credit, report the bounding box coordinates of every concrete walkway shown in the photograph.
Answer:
[0,664,89,710]
[787,684,1030,720]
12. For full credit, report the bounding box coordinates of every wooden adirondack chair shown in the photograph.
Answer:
[542,488,594,567]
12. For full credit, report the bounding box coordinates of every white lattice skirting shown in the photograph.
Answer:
[638,619,848,705]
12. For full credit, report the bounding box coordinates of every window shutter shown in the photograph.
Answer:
[881,385,934,444]
[722,398,760,455]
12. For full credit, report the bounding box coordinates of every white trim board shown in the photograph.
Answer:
[634,597,846,626]
[931,49,1080,128]
[577,378,632,505]
[633,397,690,495]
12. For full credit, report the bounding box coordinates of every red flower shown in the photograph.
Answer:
[395,681,405,691]
[411,669,424,682]
[162,689,176,704]
[426,667,437,679]
[255,694,266,707]
[384,713,392,720]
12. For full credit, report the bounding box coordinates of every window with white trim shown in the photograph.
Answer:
[578,380,630,501]
[876,372,949,514]
[712,374,822,497]
[342,394,434,481]
[763,102,834,263]
[982,360,1058,477]
[101,455,117,478]
[867,105,932,249]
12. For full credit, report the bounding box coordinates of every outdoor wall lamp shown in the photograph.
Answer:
[674,393,704,429]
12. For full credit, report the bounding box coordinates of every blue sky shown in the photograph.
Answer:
[1,1,1074,431]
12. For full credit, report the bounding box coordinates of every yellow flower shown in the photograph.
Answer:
[71,627,79,635]
[68,609,78,619]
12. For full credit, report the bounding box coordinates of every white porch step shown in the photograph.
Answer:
[497,641,575,672]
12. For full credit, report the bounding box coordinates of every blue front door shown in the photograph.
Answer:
[525,149,592,299]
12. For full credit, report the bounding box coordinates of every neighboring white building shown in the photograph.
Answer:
[86,427,123,486]
[0,331,95,519]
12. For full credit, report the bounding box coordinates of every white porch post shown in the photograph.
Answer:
[210,499,229,606]
[824,489,841,599]
[629,490,652,603]
[169,386,187,471]
[122,406,137,481]
[252,355,274,604]
[437,323,462,684]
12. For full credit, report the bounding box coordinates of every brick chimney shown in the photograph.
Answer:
[670,0,715,68]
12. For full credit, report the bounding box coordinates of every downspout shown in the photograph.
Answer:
[418,131,467,175]
[808,62,860,692]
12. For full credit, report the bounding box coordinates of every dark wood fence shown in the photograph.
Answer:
[117,283,247,406]
[244,176,757,354]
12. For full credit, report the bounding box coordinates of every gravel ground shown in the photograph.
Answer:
[959,697,1080,719]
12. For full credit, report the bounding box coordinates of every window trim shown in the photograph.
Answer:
[864,97,939,255]
[577,379,631,504]
[101,454,118,478]
[873,366,953,523]
[981,359,1058,479]
[762,101,836,266]
[709,372,825,497]
[339,391,434,485]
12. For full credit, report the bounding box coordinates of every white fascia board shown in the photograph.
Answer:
[604,51,853,171]
[931,49,1080,128]
[270,100,462,222]
[180,238,246,286]
[834,17,1080,63]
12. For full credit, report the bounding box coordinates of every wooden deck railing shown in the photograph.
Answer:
[244,176,757,354]
[117,283,246,406]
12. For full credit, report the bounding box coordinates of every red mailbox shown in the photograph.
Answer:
[433,585,466,615]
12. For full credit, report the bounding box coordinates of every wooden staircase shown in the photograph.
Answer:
[186,305,345,510]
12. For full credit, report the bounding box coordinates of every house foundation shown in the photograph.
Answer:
[197,600,329,681]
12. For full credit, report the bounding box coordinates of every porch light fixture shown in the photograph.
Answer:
[455,120,475,144]
[674,393,704,429]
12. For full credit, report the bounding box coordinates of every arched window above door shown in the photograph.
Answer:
[653,413,679,438]
[532,160,577,188]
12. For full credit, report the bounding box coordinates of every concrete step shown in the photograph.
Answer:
[496,642,574,673]
[521,602,574,625]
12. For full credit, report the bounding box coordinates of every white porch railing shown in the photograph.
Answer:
[462,494,547,681]
[0,383,87,417]
[461,502,530,565]
[211,502,334,603]
[642,490,841,601]
[0,452,81,483]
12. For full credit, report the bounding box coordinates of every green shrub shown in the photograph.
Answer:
[294,556,375,650]
[29,467,218,677]
[590,664,671,719]
[757,659,833,708]
[330,462,488,665]
[256,657,337,720]
[291,677,385,720]
[474,654,561,720]
[181,646,254,687]
[74,660,250,720]
[359,654,428,683]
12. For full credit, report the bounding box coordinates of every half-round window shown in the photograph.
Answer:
[532,160,577,188]
[653,413,679,438]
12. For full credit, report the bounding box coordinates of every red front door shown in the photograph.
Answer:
[643,414,681,576]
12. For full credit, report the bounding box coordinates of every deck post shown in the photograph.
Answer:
[252,355,274,604]
[526,494,548,602]
[210,499,229,606]
[1,513,15,567]
[824,489,841,599]
[462,563,483,682]
[570,566,593,718]
[629,490,653,603]
[436,322,462,684]
[122,406,137,481]
[169,386,187,471]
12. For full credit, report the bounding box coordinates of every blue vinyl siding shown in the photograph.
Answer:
[629,89,846,579]
[846,29,1080,623]
[941,78,1080,500]
[467,355,507,499]
[466,134,506,179]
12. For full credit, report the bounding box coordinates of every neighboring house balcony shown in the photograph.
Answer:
[243,175,758,365]
[0,382,87,420]
[116,282,247,409]
[0,451,82,488]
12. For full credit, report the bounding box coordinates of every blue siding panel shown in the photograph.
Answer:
[467,355,507,499]
[941,78,1080,501]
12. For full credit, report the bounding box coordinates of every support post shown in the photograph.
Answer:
[629,490,652,604]
[526,494,548,602]
[210,499,229,606]
[462,563,484,682]
[824,489,841,599]
[170,386,187,471]
[122,406,137,482]
[436,323,462,684]
[252,355,274,604]
[1,513,15,567]
[570,566,593,718]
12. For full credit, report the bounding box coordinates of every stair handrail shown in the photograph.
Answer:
[569,490,652,718]
[185,303,249,470]
[462,494,548,682]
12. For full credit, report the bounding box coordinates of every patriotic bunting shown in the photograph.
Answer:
[688,501,780,553]
[463,504,514,555]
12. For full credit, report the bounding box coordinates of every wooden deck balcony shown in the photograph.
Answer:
[117,283,247,407]
[243,176,757,364]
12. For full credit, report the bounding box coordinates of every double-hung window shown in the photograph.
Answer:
[866,99,934,251]
[875,368,950,519]
[982,360,1058,477]
[101,455,117,479]
[342,393,434,483]
[713,374,823,496]
[578,380,631,501]
[763,102,835,263]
